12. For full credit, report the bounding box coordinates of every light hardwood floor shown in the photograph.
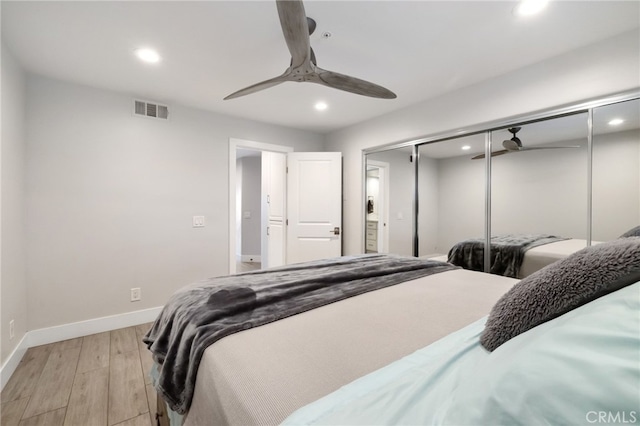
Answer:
[1,323,157,426]
[237,261,260,273]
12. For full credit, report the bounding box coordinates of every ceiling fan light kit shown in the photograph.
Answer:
[224,0,396,100]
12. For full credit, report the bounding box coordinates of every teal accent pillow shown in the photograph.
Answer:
[480,237,640,352]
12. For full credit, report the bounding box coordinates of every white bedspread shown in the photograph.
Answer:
[182,269,516,426]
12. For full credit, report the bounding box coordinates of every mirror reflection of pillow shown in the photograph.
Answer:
[620,225,640,238]
[480,237,640,352]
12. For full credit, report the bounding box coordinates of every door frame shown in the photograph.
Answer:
[228,138,293,274]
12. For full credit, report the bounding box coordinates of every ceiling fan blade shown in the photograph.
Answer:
[276,0,311,68]
[224,70,292,100]
[520,146,581,151]
[315,67,397,99]
[471,150,510,160]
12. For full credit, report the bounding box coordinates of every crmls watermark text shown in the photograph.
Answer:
[586,411,638,424]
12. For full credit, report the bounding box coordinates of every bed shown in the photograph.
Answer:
[442,234,601,278]
[145,238,640,426]
[518,238,595,277]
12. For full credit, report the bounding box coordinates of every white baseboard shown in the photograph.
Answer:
[1,334,29,390]
[0,306,163,391]
[240,254,261,263]
[28,306,163,347]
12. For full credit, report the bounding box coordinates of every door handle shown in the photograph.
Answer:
[330,227,340,235]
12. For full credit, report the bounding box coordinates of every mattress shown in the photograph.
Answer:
[434,239,596,278]
[182,269,516,426]
[518,238,593,278]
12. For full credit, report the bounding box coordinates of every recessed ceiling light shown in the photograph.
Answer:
[134,48,161,64]
[608,118,624,126]
[315,102,328,111]
[461,145,471,151]
[514,0,549,16]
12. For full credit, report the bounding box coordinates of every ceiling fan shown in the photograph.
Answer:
[471,127,580,160]
[224,0,396,100]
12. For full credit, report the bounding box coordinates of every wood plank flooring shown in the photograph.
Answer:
[1,324,157,426]
[237,261,260,273]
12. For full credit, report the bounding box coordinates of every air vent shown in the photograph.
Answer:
[133,99,169,120]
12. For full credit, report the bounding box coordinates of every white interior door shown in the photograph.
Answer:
[262,151,286,268]
[287,152,342,264]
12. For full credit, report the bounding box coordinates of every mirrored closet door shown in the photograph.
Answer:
[366,146,415,256]
[364,92,639,272]
[592,98,640,242]
[417,134,486,261]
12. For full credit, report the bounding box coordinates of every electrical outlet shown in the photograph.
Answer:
[131,288,141,302]
[9,320,15,340]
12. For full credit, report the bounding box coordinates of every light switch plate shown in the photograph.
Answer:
[193,216,205,227]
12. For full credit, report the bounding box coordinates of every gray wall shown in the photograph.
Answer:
[240,156,261,258]
[25,75,324,331]
[433,155,486,254]
[1,44,28,364]
[417,155,439,256]
[490,139,589,240]
[592,129,640,240]
[325,29,640,255]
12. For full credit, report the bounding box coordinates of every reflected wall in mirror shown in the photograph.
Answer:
[418,135,485,259]
[491,113,589,239]
[592,99,640,241]
[366,147,414,256]
[489,113,589,278]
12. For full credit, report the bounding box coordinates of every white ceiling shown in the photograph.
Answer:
[2,1,639,134]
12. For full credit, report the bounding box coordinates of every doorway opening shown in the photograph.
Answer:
[236,148,263,272]
[229,139,293,275]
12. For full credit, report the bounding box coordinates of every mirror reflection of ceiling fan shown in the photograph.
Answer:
[224,0,396,100]
[471,127,580,160]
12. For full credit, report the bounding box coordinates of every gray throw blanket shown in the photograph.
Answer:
[143,254,456,415]
[447,234,567,278]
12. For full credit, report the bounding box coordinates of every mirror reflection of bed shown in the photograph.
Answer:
[366,98,640,278]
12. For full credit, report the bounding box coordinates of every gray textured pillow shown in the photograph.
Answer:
[620,225,640,238]
[480,237,640,352]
